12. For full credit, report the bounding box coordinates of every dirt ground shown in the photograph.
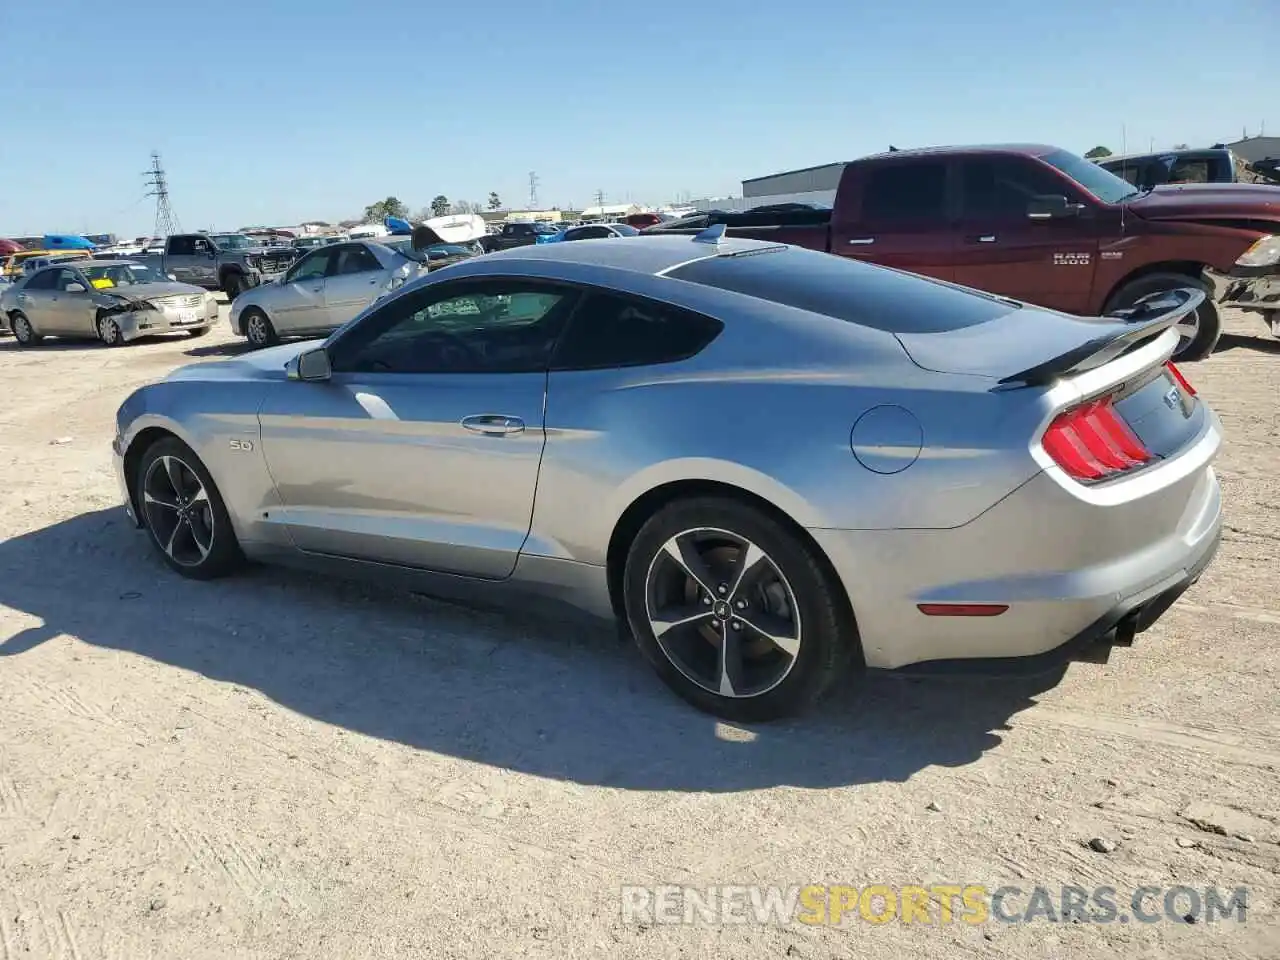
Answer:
[0,303,1278,959]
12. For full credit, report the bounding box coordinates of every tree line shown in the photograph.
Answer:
[362,192,505,223]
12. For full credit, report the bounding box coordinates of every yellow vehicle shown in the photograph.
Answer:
[1,249,85,282]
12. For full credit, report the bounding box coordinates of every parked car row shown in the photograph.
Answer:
[6,143,1280,360]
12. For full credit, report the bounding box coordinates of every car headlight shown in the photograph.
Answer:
[1236,235,1280,268]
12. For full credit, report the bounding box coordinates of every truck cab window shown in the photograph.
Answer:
[168,236,196,256]
[862,162,947,221]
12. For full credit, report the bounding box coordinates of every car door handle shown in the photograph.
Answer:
[966,234,998,244]
[847,237,876,245]
[461,414,525,436]
[310,285,323,292]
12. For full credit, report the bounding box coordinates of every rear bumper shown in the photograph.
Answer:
[1207,263,1280,315]
[810,427,1223,670]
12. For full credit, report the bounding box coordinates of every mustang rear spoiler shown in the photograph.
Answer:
[996,288,1203,388]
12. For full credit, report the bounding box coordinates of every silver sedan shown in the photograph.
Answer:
[112,233,1222,720]
[1,259,217,345]
[228,238,476,347]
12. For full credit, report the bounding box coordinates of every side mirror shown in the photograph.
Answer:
[167,273,178,281]
[64,282,87,293]
[288,347,332,382]
[1027,194,1085,220]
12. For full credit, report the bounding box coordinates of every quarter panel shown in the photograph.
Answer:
[532,353,1046,565]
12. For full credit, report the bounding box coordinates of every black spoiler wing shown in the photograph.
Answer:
[996,287,1203,388]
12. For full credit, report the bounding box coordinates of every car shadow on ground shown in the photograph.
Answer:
[185,340,255,358]
[0,508,1065,793]
[1214,332,1280,356]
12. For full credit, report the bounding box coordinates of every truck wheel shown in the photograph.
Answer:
[223,273,249,300]
[1104,272,1221,361]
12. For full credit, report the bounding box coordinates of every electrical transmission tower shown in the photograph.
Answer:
[144,152,181,237]
[528,171,540,210]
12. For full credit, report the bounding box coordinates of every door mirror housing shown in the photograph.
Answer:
[64,282,87,293]
[167,273,178,281]
[288,347,332,382]
[1027,194,1086,220]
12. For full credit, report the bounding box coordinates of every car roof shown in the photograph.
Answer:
[477,234,783,275]
[858,143,1059,161]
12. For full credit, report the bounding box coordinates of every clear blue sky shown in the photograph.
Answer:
[0,0,1273,237]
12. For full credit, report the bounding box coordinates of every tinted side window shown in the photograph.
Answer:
[861,162,947,221]
[563,228,587,242]
[960,158,1072,219]
[332,245,381,275]
[168,236,196,256]
[24,269,56,290]
[287,249,332,283]
[552,292,723,370]
[668,246,1016,334]
[329,281,579,375]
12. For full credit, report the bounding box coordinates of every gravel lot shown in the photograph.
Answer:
[1,301,1278,959]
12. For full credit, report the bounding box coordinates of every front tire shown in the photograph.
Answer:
[622,496,857,721]
[223,273,249,300]
[136,437,243,580]
[97,314,124,347]
[11,312,40,346]
[241,308,278,348]
[1104,272,1220,361]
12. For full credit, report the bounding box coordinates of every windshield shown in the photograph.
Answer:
[81,263,169,287]
[612,224,640,236]
[533,223,559,235]
[1040,149,1141,204]
[211,234,257,250]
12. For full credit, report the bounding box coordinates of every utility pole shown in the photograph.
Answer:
[528,171,540,210]
[143,152,180,238]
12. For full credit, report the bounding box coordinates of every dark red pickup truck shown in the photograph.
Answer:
[649,144,1280,359]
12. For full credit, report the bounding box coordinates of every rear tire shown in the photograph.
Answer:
[1104,272,1220,361]
[242,308,278,348]
[11,312,40,346]
[622,496,858,722]
[136,437,243,580]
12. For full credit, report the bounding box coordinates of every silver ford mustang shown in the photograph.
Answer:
[112,232,1223,720]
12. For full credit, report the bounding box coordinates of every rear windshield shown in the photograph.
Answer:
[667,246,1018,333]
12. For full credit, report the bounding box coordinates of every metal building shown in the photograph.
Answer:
[1225,136,1280,164]
[741,161,846,198]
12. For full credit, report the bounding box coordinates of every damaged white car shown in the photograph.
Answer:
[0,260,218,346]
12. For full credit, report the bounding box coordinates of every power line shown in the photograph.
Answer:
[143,152,180,238]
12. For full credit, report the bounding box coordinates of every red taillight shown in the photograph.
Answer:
[1041,394,1153,482]
[1166,361,1196,397]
